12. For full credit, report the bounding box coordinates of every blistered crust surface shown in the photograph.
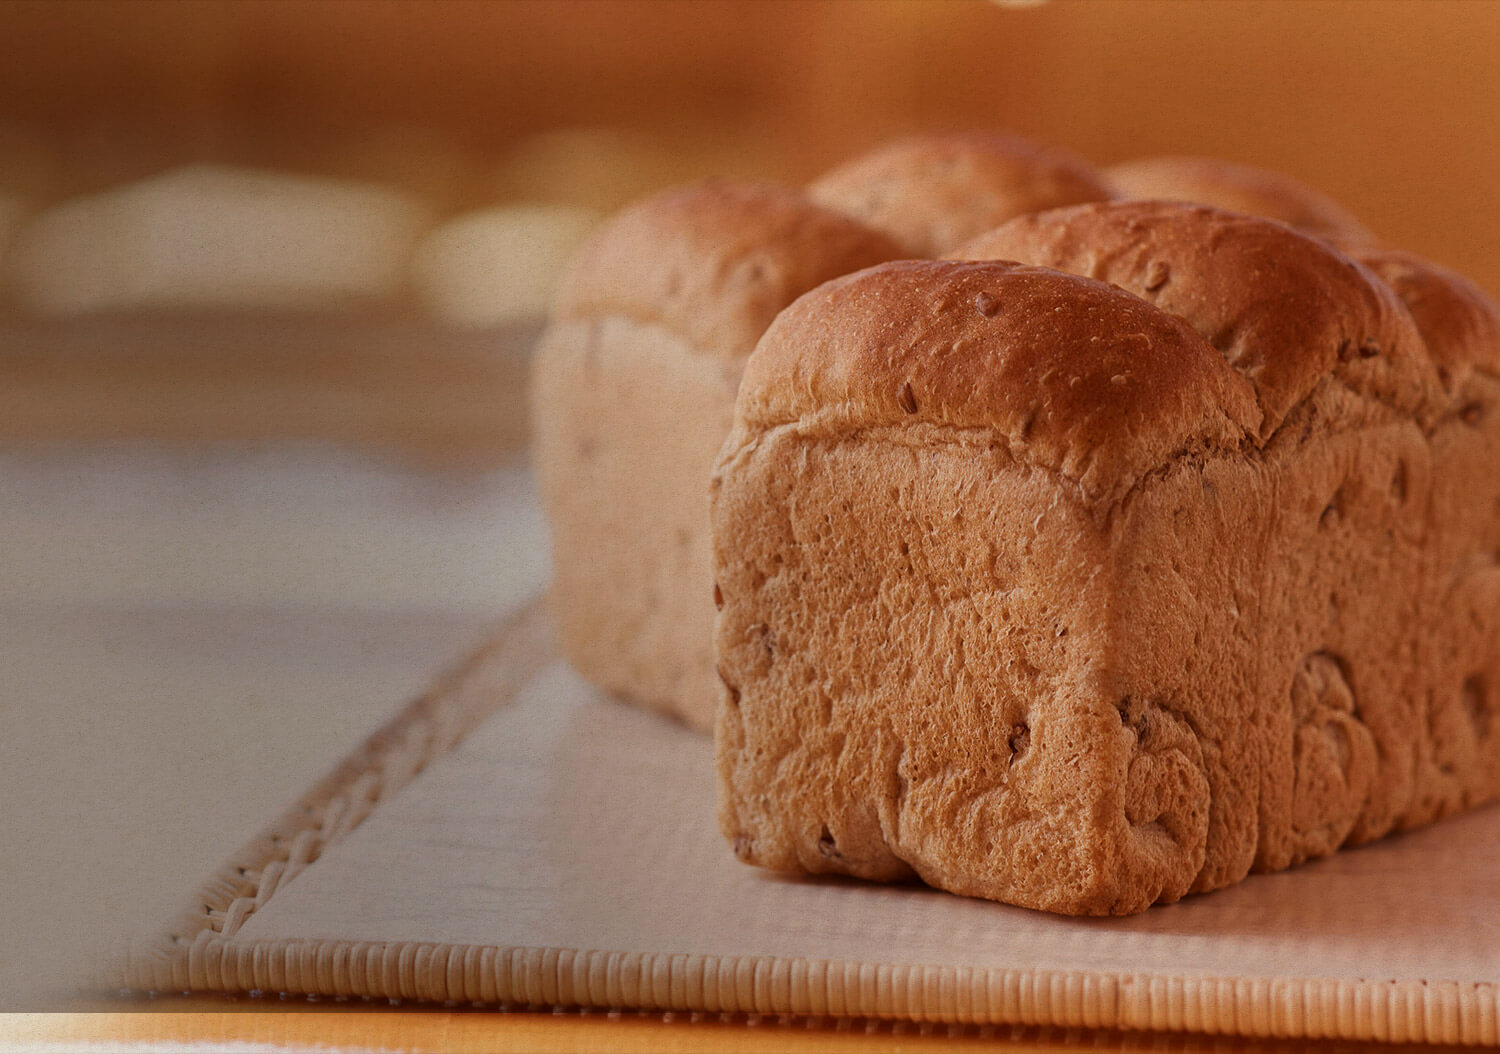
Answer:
[739,259,1259,504]
[1104,155,1375,245]
[1351,247,1500,391]
[951,201,1444,438]
[554,180,903,360]
[809,133,1113,257]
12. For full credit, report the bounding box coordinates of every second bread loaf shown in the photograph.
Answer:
[532,181,901,729]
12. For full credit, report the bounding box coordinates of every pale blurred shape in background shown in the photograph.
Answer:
[0,191,25,271]
[411,204,600,330]
[8,164,433,315]
[493,127,723,214]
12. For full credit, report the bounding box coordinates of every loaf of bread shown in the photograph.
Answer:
[711,200,1499,914]
[531,181,901,729]
[809,133,1113,256]
[1104,155,1374,244]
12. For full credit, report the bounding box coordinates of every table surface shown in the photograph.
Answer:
[0,443,1470,1052]
[0,444,544,1011]
[9,1004,1472,1053]
[0,1003,1153,1053]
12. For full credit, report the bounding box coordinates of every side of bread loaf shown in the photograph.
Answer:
[1350,248,1500,833]
[954,205,1499,864]
[712,203,1500,913]
[532,181,900,729]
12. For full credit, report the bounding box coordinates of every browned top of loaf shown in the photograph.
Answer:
[1350,247,1500,391]
[808,133,1113,257]
[951,201,1444,438]
[553,180,903,360]
[737,259,1260,502]
[1104,155,1375,245]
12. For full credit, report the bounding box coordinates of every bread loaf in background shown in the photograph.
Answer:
[531,182,901,729]
[809,133,1113,256]
[1103,155,1376,245]
[711,201,1500,914]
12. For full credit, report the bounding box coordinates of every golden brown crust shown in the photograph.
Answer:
[712,164,1500,918]
[950,201,1444,438]
[1104,155,1375,245]
[737,259,1259,503]
[1350,247,1500,391]
[553,180,903,360]
[808,133,1113,257]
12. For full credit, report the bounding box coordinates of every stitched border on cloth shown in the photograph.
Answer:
[115,597,554,991]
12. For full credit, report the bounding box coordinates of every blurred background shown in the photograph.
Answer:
[3,0,1500,455]
[2,0,1497,1009]
[5,0,1500,457]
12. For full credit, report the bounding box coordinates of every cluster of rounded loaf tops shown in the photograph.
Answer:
[557,134,1499,501]
[750,199,1472,507]
[552,134,1391,364]
[539,130,1499,732]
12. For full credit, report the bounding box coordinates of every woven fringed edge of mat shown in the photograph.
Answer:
[110,594,1500,1045]
[121,940,1500,1046]
[113,595,555,991]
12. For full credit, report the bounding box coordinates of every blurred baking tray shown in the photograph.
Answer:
[116,597,1500,1046]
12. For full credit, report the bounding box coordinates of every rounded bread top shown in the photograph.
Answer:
[1349,247,1500,392]
[737,259,1261,503]
[808,133,1113,258]
[1104,155,1375,245]
[951,201,1444,439]
[553,180,903,361]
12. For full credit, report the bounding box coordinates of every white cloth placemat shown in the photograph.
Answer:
[124,631,1500,1044]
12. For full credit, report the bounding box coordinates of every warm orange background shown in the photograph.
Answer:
[1,0,1497,290]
